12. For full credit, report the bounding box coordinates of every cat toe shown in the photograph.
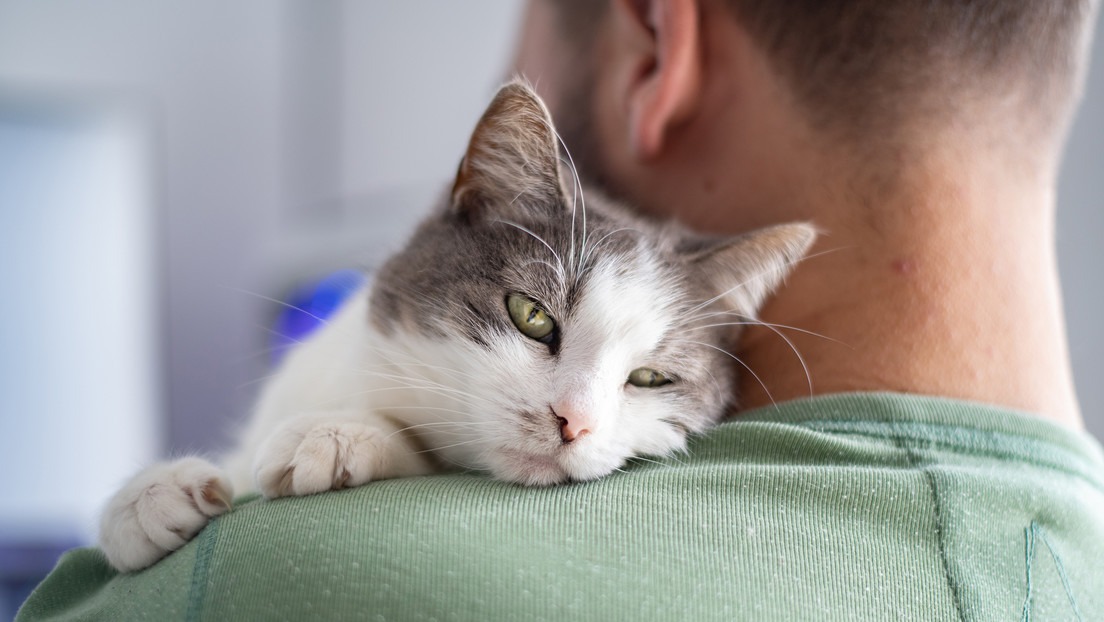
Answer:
[255,418,386,498]
[99,458,233,572]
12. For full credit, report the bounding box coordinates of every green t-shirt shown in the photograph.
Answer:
[18,392,1104,621]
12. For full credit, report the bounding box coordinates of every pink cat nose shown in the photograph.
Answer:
[553,404,592,444]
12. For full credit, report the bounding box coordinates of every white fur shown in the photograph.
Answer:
[99,256,694,571]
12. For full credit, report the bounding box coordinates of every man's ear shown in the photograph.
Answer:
[613,0,703,160]
[451,80,566,222]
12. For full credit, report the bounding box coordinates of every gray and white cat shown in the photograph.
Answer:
[99,81,814,572]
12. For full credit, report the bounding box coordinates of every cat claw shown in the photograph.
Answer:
[198,478,234,511]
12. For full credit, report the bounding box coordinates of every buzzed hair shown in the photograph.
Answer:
[728,0,1096,137]
[550,0,1098,140]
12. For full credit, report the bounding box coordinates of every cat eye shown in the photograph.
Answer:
[506,294,556,342]
[627,368,672,388]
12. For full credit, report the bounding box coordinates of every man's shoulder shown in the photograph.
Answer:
[19,392,1104,621]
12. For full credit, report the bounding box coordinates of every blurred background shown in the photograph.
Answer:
[0,1,1101,615]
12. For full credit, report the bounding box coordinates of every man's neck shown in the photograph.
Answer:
[734,152,1083,429]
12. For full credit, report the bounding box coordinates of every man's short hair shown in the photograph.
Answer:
[728,0,1096,137]
[551,0,1098,140]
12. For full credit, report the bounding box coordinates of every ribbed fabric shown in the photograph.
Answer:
[18,392,1104,621]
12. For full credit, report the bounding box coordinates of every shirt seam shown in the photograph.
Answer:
[794,421,1104,494]
[184,515,221,622]
[893,434,968,622]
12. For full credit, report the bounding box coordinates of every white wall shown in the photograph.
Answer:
[1058,16,1104,441]
[0,1,527,468]
[0,102,158,541]
[0,0,287,459]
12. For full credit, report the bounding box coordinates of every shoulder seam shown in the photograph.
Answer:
[894,434,968,622]
[185,516,222,622]
[798,420,1104,495]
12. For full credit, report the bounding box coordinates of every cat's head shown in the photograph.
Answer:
[369,81,814,485]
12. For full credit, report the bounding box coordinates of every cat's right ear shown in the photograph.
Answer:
[680,223,817,316]
[450,80,566,223]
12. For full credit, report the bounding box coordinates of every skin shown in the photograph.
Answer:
[512,0,1087,429]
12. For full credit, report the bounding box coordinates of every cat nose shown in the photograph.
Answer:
[552,403,592,444]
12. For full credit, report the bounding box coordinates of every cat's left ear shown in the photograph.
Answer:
[451,80,566,222]
[681,223,817,316]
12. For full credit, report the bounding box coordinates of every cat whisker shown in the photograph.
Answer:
[235,371,285,390]
[378,406,493,419]
[683,245,850,316]
[253,323,309,347]
[664,454,688,467]
[240,356,490,407]
[629,456,668,467]
[681,318,816,397]
[387,418,498,429]
[414,437,487,454]
[230,338,307,365]
[682,315,849,348]
[579,227,640,268]
[417,443,487,472]
[301,385,496,413]
[745,320,812,397]
[554,130,587,276]
[370,361,483,384]
[559,154,579,270]
[356,347,494,389]
[364,357,488,387]
[352,369,495,407]
[520,258,567,276]
[673,339,777,407]
[223,286,342,328]
[384,419,497,443]
[682,323,815,397]
[238,359,495,412]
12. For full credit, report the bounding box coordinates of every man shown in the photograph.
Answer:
[516,0,1089,428]
[18,1,1104,620]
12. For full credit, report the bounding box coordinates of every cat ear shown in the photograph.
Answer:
[450,80,565,221]
[682,223,817,316]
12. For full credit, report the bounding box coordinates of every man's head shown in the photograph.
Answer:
[512,0,1099,234]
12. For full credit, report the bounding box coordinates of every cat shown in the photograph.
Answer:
[98,80,815,572]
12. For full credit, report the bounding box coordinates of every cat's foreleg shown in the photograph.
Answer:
[98,457,233,572]
[253,413,433,498]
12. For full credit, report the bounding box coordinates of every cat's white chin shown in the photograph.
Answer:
[491,448,623,487]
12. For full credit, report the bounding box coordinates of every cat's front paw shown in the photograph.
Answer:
[254,416,396,498]
[99,457,232,572]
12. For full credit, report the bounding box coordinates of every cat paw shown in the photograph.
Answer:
[99,457,233,572]
[254,417,392,498]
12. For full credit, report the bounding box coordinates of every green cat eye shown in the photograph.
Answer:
[627,367,672,388]
[507,294,555,342]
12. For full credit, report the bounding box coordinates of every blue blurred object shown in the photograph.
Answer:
[271,269,366,365]
[1,539,81,620]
